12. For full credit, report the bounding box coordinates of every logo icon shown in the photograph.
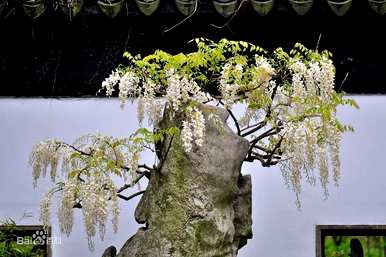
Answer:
[32,230,47,245]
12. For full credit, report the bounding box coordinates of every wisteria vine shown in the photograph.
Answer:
[29,38,357,250]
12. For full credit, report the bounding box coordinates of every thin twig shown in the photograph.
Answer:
[240,121,266,132]
[117,172,147,193]
[51,53,61,96]
[138,164,154,171]
[164,0,198,33]
[62,142,91,156]
[338,71,350,91]
[4,7,15,20]
[117,190,145,201]
[246,127,280,162]
[218,100,241,135]
[264,137,283,165]
[227,109,241,135]
[249,128,278,145]
[315,33,322,52]
[61,142,155,173]
[241,121,267,137]
[123,25,132,50]
[210,0,248,29]
[252,144,273,154]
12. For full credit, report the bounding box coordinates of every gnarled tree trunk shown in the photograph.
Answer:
[105,104,252,257]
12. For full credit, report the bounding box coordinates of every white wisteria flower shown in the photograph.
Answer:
[30,39,356,252]
[101,69,121,97]
[181,106,206,153]
[165,69,211,112]
[118,71,141,108]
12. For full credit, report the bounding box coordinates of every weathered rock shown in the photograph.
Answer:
[232,175,252,254]
[102,246,117,257]
[113,104,252,257]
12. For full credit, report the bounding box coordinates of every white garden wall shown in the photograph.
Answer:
[1,96,386,257]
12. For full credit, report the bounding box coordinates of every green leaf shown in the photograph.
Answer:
[70,152,81,159]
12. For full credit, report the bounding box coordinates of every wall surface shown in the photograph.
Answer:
[1,96,386,257]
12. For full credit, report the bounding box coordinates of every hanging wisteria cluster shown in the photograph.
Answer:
[29,134,150,249]
[181,106,206,152]
[29,38,357,249]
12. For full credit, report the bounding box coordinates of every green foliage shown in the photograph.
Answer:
[30,38,359,246]
[121,38,264,92]
[133,127,180,145]
[117,39,357,143]
[58,127,180,181]
[325,236,386,257]
[120,38,336,93]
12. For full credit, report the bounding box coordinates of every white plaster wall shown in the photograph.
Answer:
[0,96,386,257]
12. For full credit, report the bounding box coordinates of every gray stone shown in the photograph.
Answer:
[114,104,252,257]
[102,246,117,257]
